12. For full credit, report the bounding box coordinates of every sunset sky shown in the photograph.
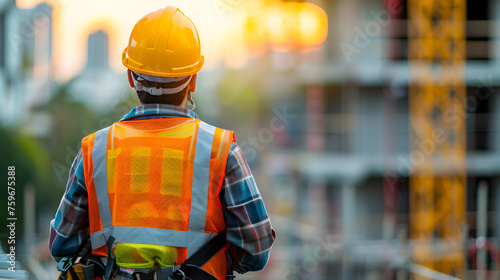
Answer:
[17,0,233,82]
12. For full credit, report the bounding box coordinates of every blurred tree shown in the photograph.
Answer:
[36,83,99,192]
[216,70,262,131]
[0,129,48,251]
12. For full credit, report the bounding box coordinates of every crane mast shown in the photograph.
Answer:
[408,0,466,278]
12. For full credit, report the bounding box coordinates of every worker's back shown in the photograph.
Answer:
[82,117,233,278]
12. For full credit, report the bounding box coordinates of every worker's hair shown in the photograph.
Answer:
[132,72,188,105]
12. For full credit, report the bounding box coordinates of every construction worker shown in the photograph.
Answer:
[49,6,275,280]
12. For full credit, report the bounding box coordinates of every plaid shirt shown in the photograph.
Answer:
[49,104,275,273]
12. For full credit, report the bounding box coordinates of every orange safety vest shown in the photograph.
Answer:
[81,117,234,279]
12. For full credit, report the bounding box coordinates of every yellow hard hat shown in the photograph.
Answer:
[122,6,204,77]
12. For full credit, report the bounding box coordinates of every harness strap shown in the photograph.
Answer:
[104,236,116,280]
[174,264,217,280]
[68,267,80,280]
[225,252,235,280]
[184,230,227,267]
[129,267,174,280]
[171,230,231,280]
[78,252,105,279]
[130,230,230,280]
[81,263,96,280]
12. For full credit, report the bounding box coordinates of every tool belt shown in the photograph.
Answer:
[106,230,234,280]
[57,252,105,280]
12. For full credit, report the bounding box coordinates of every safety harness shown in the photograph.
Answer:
[104,230,233,280]
[57,250,105,280]
[57,230,232,280]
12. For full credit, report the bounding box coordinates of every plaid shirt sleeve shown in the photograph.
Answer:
[221,141,276,273]
[49,149,91,261]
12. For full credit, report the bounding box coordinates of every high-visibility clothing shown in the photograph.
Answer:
[81,118,234,279]
[122,6,204,77]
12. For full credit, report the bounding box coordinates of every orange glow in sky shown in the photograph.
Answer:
[17,0,228,82]
[16,0,328,82]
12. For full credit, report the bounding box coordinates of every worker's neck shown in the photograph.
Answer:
[138,102,187,107]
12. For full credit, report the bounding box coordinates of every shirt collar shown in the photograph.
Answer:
[120,104,199,121]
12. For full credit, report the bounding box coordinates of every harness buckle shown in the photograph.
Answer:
[57,257,73,272]
[177,269,186,280]
[168,268,186,280]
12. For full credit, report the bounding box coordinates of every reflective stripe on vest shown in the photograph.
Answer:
[90,126,113,247]
[82,118,233,276]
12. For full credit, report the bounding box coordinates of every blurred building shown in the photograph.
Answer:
[0,2,55,135]
[232,0,500,279]
[68,29,128,112]
[0,0,21,126]
[18,2,54,136]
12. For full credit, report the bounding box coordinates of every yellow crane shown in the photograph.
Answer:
[408,0,466,278]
